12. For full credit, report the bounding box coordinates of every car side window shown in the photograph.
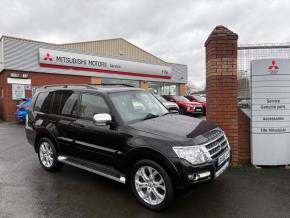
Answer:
[60,92,78,117]
[79,93,109,120]
[34,92,53,113]
[51,92,62,115]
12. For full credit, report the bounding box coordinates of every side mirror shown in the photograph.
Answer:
[93,113,112,126]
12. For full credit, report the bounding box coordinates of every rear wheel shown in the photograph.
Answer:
[37,137,64,172]
[130,159,174,211]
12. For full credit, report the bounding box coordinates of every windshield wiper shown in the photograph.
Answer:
[143,113,159,120]
[161,112,169,116]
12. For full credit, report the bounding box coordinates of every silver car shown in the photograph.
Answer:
[155,95,179,113]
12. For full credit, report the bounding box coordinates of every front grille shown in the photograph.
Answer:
[168,106,178,110]
[193,106,203,111]
[204,132,228,159]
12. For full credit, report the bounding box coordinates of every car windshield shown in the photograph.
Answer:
[109,91,168,124]
[194,96,206,102]
[154,95,167,103]
[174,96,190,102]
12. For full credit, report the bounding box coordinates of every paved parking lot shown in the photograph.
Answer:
[0,122,290,218]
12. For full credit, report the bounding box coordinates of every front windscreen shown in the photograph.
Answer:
[154,95,167,103]
[109,91,168,123]
[194,95,206,102]
[175,96,190,102]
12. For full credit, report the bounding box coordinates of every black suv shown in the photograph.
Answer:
[25,85,230,211]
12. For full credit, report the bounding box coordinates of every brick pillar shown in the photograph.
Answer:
[140,81,149,90]
[179,83,186,96]
[205,26,239,164]
[90,77,102,84]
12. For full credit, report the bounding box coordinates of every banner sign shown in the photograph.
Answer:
[39,48,171,79]
[251,59,290,165]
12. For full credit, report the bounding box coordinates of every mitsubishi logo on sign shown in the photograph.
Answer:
[268,59,279,74]
[43,53,53,61]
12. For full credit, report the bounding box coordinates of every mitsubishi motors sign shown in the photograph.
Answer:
[39,48,171,79]
[251,59,290,165]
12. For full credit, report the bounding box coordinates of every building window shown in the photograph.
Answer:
[148,82,179,95]
[0,87,3,98]
[102,78,139,88]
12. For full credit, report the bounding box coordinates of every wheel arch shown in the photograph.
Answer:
[34,129,60,153]
[120,147,184,189]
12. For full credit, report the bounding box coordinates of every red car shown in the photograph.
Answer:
[162,95,203,116]
[185,95,207,115]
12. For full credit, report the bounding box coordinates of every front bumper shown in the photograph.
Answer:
[172,147,231,189]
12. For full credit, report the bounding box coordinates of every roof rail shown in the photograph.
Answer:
[42,84,96,89]
[94,83,135,87]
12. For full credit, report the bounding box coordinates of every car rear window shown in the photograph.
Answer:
[50,91,78,117]
[34,92,53,113]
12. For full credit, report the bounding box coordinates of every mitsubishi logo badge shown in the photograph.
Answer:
[43,53,53,61]
[268,59,279,74]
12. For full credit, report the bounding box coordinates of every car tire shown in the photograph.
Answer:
[180,108,185,115]
[37,137,64,172]
[130,159,174,211]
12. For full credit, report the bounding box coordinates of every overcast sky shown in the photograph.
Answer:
[1,0,290,88]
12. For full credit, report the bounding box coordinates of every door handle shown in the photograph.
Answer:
[70,123,85,128]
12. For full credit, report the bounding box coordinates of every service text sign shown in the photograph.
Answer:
[251,59,290,165]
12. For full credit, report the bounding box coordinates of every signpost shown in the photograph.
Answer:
[251,59,290,165]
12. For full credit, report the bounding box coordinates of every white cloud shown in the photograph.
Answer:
[1,0,290,88]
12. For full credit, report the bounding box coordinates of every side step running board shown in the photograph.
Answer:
[57,156,126,184]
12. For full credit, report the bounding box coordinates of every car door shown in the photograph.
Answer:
[53,90,80,156]
[70,92,121,167]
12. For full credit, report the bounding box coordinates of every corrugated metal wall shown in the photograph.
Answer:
[0,38,3,64]
[0,38,4,71]
[62,39,166,65]
[3,36,187,83]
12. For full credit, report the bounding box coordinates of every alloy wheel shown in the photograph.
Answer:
[39,141,54,168]
[134,166,166,206]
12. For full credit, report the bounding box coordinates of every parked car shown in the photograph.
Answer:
[15,98,32,122]
[185,95,207,115]
[154,95,179,113]
[26,85,230,211]
[238,98,251,109]
[162,95,203,116]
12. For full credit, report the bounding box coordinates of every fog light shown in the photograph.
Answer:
[188,173,198,180]
[188,171,211,181]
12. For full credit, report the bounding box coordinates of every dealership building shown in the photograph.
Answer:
[0,36,187,121]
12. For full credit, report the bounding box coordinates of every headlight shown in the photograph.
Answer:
[173,146,210,165]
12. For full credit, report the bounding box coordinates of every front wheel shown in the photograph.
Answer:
[130,159,174,211]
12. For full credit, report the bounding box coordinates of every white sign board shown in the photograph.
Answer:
[39,48,172,79]
[12,84,25,100]
[251,59,290,165]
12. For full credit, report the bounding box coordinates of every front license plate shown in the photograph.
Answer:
[215,161,229,178]
[218,150,230,166]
